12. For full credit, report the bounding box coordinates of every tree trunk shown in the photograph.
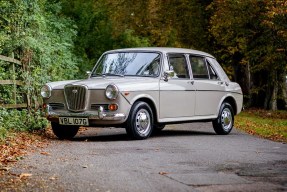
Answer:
[277,71,287,110]
[280,83,287,109]
[264,71,275,110]
[245,62,252,107]
[269,82,278,111]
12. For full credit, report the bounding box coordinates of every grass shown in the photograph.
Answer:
[235,109,287,143]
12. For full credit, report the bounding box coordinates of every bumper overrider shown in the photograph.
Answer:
[45,105,126,121]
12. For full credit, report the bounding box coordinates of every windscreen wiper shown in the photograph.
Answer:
[102,73,124,77]
[91,73,124,77]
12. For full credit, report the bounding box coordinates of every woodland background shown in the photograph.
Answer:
[0,0,286,135]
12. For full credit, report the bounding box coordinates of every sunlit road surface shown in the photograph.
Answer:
[9,123,287,192]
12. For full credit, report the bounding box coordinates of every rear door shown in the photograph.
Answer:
[189,55,226,116]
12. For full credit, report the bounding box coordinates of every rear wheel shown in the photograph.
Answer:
[212,103,234,135]
[51,122,79,140]
[125,101,154,140]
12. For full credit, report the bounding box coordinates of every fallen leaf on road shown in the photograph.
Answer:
[159,171,168,175]
[6,158,17,163]
[40,151,50,156]
[19,173,32,179]
[49,176,57,180]
[0,166,10,171]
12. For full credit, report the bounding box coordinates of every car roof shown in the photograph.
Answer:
[104,47,215,58]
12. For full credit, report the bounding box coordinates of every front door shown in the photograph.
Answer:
[159,54,196,120]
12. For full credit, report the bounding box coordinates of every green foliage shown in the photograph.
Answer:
[0,0,79,140]
[0,108,48,133]
[0,108,48,142]
[60,0,112,77]
[0,0,79,107]
[113,29,150,48]
[60,0,213,75]
[61,0,153,77]
[0,126,7,141]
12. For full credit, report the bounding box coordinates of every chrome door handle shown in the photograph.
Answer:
[188,80,194,85]
[218,81,229,86]
[218,81,224,85]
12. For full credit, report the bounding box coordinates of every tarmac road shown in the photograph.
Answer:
[5,123,287,192]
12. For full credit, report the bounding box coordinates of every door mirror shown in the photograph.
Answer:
[163,70,174,82]
[86,71,92,78]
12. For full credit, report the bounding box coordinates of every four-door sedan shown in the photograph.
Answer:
[41,47,243,140]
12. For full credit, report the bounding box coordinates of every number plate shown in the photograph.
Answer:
[59,117,89,126]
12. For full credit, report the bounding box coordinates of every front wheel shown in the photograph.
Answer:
[212,103,234,135]
[51,122,79,140]
[125,101,154,140]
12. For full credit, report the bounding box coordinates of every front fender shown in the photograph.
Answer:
[121,91,159,121]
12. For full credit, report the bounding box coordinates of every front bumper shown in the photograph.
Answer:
[46,106,126,121]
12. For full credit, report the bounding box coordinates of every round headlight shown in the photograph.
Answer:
[41,85,52,98]
[105,84,119,100]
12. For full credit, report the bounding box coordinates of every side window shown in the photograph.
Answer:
[167,54,190,79]
[189,56,209,79]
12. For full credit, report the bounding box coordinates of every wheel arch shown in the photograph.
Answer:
[221,96,237,115]
[131,97,159,124]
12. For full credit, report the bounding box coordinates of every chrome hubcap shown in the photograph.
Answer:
[135,109,151,136]
[221,108,232,131]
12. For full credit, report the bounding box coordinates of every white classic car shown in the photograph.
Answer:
[41,47,243,140]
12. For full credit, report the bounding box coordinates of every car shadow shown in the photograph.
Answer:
[154,129,216,137]
[71,129,216,142]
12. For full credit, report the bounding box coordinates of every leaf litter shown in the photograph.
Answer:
[0,129,50,190]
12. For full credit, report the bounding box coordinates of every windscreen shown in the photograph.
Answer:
[92,52,161,77]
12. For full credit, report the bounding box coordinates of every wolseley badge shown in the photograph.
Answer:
[72,89,78,94]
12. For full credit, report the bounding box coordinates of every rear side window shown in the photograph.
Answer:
[190,56,219,80]
[189,56,209,79]
[167,54,190,79]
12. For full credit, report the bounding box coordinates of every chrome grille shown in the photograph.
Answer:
[49,103,65,110]
[64,85,88,112]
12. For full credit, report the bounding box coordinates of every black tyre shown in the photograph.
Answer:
[51,122,79,140]
[125,101,154,140]
[212,103,234,135]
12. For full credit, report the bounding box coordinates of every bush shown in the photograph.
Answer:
[0,126,7,141]
[0,108,48,141]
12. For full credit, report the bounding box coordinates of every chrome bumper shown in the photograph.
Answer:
[46,106,126,121]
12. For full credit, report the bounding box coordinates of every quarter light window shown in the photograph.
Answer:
[167,54,190,79]
[207,61,219,80]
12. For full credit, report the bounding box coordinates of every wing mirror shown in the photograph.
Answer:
[86,71,92,78]
[163,70,175,82]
